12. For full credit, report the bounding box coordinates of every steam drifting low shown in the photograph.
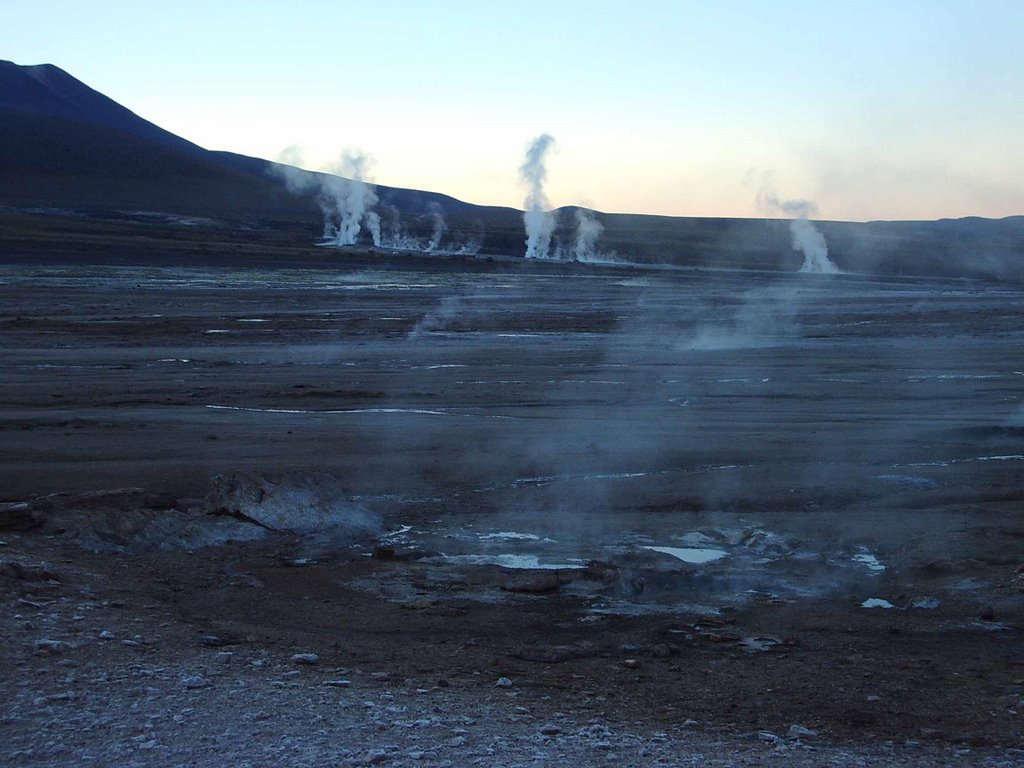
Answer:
[273,147,479,254]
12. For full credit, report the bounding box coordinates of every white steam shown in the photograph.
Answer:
[754,176,838,274]
[321,152,378,246]
[272,147,379,247]
[427,202,448,252]
[572,208,605,262]
[520,134,557,259]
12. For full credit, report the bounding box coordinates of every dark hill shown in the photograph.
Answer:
[1,60,1021,279]
[0,60,202,155]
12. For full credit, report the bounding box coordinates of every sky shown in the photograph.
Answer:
[4,1,1023,221]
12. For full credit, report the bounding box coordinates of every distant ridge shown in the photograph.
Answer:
[0,60,1021,278]
[0,60,201,154]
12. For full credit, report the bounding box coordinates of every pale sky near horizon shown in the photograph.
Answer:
[4,1,1023,221]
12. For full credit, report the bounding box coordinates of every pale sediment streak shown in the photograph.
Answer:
[204,405,449,416]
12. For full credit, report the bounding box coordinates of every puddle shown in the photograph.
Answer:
[478,532,551,542]
[861,598,895,609]
[874,474,937,489]
[381,525,414,541]
[741,636,783,653]
[429,554,586,570]
[852,548,886,573]
[644,546,728,564]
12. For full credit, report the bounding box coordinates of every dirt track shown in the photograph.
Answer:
[2,255,1023,764]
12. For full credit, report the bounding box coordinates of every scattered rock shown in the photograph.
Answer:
[539,724,562,736]
[324,679,352,687]
[1,558,60,581]
[291,652,320,665]
[205,471,382,536]
[788,724,818,739]
[33,639,66,655]
[495,677,513,688]
[197,634,229,647]
[509,643,596,663]
[0,501,42,531]
[181,675,208,690]
[622,659,640,669]
[98,630,115,640]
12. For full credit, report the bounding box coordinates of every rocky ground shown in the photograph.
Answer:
[1,255,1023,765]
[1,513,1022,767]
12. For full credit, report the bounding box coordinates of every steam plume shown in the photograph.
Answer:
[321,151,378,246]
[572,208,604,262]
[427,202,447,252]
[271,147,379,247]
[520,134,557,259]
[755,175,838,274]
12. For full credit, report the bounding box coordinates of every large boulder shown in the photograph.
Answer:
[204,471,382,537]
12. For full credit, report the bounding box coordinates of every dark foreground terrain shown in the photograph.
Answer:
[2,239,1023,766]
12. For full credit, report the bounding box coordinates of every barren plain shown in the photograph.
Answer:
[2,246,1023,766]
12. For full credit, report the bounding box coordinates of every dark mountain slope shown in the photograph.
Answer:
[0,110,318,220]
[0,60,202,155]
[1,60,1021,278]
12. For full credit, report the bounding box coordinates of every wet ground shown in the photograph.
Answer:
[1,254,1023,759]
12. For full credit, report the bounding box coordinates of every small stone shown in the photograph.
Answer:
[215,651,234,662]
[980,606,997,622]
[366,750,389,764]
[98,631,115,640]
[445,736,467,747]
[198,635,228,647]
[540,724,562,736]
[291,653,320,665]
[323,680,352,687]
[33,639,65,655]
[758,732,782,744]
[121,639,140,647]
[181,675,208,690]
[787,724,817,738]
[495,677,513,688]
[622,658,639,669]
